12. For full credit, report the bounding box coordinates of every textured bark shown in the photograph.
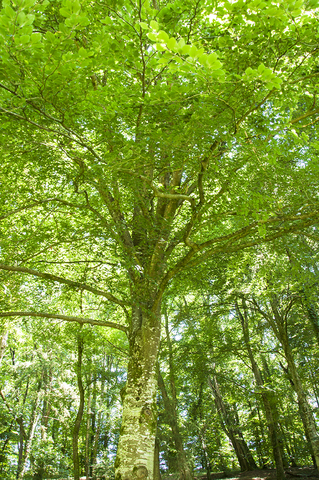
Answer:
[72,333,85,480]
[115,306,161,480]
[236,300,286,480]
[208,374,257,471]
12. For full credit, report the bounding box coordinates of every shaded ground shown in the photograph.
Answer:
[203,467,319,480]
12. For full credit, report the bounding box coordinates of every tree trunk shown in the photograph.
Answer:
[17,416,25,479]
[158,371,192,480]
[156,310,192,480]
[269,299,319,469]
[303,298,319,346]
[114,306,161,480]
[0,329,8,364]
[73,332,85,480]
[85,388,92,480]
[17,381,42,480]
[236,300,286,480]
[154,437,161,480]
[208,374,257,471]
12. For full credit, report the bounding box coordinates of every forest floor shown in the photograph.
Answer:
[203,467,319,480]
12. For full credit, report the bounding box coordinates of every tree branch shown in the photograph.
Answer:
[0,311,128,333]
[0,264,129,309]
[153,211,319,312]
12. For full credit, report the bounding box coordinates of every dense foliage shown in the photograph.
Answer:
[0,0,318,478]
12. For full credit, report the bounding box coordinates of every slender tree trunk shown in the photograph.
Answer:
[269,299,319,469]
[92,409,102,480]
[73,332,85,480]
[114,305,161,480]
[236,300,286,480]
[17,381,42,480]
[154,437,161,480]
[208,374,257,471]
[156,311,192,480]
[0,329,8,364]
[158,371,192,480]
[16,417,25,479]
[85,388,92,480]
[304,300,319,345]
[199,431,211,480]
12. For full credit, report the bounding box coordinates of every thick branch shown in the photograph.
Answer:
[0,264,129,309]
[137,174,195,206]
[0,311,127,333]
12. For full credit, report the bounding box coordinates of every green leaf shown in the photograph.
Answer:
[31,32,41,43]
[101,17,113,24]
[78,46,88,57]
[245,67,254,75]
[139,22,149,30]
[189,45,198,58]
[207,53,222,70]
[150,20,159,31]
[182,44,191,55]
[198,54,207,66]
[207,52,218,64]
[4,5,15,19]
[19,34,30,44]
[166,37,176,50]
[78,16,90,27]
[60,7,70,17]
[157,30,169,42]
[177,38,185,51]
[155,43,166,51]
[17,12,26,25]
[257,63,265,73]
[147,32,157,42]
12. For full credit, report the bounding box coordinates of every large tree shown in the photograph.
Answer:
[0,0,319,478]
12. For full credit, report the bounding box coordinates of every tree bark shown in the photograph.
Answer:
[73,332,85,480]
[114,305,161,480]
[236,300,286,480]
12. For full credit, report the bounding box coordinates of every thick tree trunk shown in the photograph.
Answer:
[114,306,161,480]
[236,301,286,480]
[73,333,85,480]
